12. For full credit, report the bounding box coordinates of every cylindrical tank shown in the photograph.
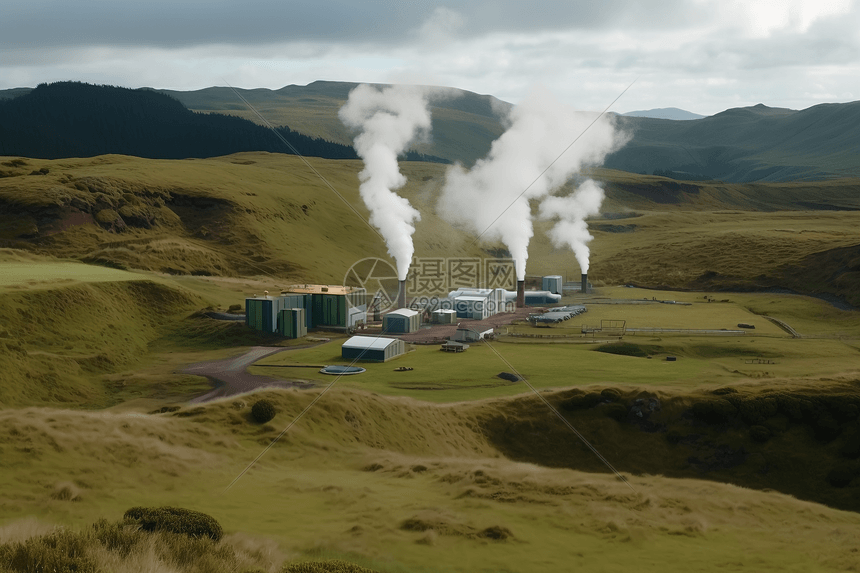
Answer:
[581,273,588,294]
[517,280,525,308]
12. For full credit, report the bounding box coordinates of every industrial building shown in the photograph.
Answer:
[431,308,457,324]
[245,285,366,335]
[341,336,406,362]
[278,308,307,338]
[501,289,562,306]
[382,308,421,334]
[446,288,511,319]
[542,275,563,295]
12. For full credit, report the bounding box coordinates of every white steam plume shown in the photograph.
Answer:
[437,87,624,280]
[339,84,431,280]
[538,179,605,274]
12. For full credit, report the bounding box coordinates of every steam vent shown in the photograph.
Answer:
[581,273,588,294]
[517,280,525,308]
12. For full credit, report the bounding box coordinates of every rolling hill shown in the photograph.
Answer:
[2,81,860,182]
[606,102,860,182]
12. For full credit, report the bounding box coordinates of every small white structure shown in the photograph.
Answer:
[453,327,494,343]
[431,308,457,324]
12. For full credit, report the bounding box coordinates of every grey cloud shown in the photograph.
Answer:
[0,0,702,50]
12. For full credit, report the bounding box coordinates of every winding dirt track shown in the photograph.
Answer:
[184,346,315,403]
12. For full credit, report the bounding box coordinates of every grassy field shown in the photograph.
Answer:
[2,153,860,571]
[2,386,860,572]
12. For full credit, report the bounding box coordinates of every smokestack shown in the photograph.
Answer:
[581,273,588,294]
[398,280,407,309]
[517,280,525,308]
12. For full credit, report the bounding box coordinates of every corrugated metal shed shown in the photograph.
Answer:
[341,336,406,362]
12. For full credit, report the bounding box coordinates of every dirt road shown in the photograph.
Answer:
[184,346,314,403]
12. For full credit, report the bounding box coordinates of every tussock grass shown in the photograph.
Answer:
[0,517,288,573]
[1,385,860,572]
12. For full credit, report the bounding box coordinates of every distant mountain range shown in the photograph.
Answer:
[1,82,859,182]
[621,107,705,120]
[607,102,860,182]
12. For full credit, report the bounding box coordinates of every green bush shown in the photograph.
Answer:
[282,560,378,573]
[826,466,855,488]
[0,529,97,573]
[812,415,841,442]
[604,403,628,422]
[600,388,622,402]
[251,399,277,424]
[594,342,648,358]
[560,392,602,411]
[123,506,223,541]
[711,387,738,396]
[666,430,683,444]
[691,399,737,424]
[749,425,771,442]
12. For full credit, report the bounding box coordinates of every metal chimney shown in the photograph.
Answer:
[517,280,525,308]
[397,280,407,309]
[581,273,588,294]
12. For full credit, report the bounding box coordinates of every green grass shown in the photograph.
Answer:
[1,386,860,573]
[2,153,860,572]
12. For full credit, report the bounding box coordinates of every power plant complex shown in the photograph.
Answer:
[242,271,592,365]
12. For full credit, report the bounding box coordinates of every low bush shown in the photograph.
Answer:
[560,392,602,411]
[123,506,223,541]
[251,399,277,424]
[604,403,628,422]
[0,529,97,573]
[826,466,855,488]
[282,560,378,573]
[600,388,622,402]
[691,399,737,424]
[594,342,649,358]
[749,425,771,442]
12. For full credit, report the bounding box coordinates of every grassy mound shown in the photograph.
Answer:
[0,278,202,406]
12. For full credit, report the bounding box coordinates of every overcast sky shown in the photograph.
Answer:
[2,0,859,115]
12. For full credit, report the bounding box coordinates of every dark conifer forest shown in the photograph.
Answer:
[0,82,359,160]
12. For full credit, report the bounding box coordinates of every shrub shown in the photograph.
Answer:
[839,429,860,458]
[600,388,622,402]
[749,425,771,442]
[123,506,223,541]
[826,466,855,488]
[251,399,277,424]
[734,397,779,425]
[666,430,683,444]
[604,403,628,422]
[560,392,602,411]
[0,529,97,573]
[812,415,841,442]
[594,342,648,358]
[691,399,737,424]
[711,387,737,396]
[282,560,378,573]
